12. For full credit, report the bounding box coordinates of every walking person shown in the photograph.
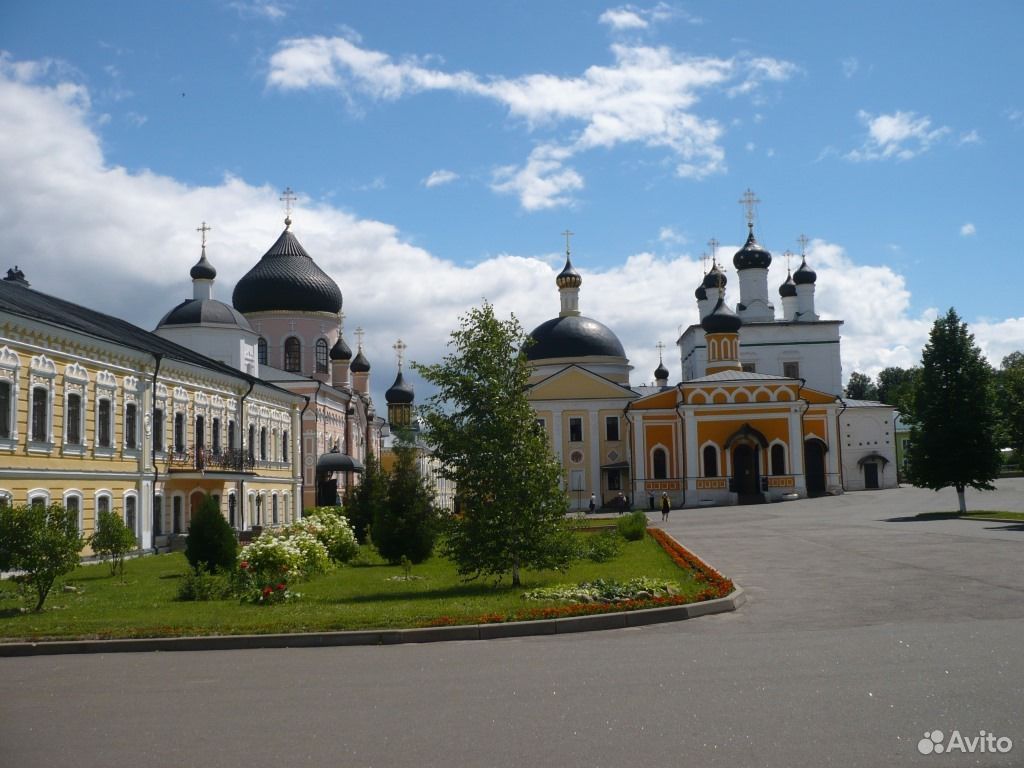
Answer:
[588,493,596,514]
[661,492,671,522]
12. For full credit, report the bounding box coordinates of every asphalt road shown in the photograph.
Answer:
[2,481,1022,768]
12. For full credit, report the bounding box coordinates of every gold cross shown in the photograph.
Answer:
[655,341,665,361]
[738,188,760,226]
[561,229,574,256]
[707,237,719,266]
[393,338,407,369]
[196,221,211,248]
[355,326,365,350]
[797,233,809,257]
[280,186,297,218]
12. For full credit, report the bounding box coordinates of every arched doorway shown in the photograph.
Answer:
[732,444,762,504]
[804,439,827,496]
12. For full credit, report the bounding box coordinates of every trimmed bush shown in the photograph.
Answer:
[616,510,648,541]
[176,568,232,601]
[90,508,136,580]
[184,495,237,573]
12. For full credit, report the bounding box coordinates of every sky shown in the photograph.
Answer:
[1,1,1023,405]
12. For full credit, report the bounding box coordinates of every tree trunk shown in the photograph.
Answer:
[956,485,967,514]
[511,558,520,587]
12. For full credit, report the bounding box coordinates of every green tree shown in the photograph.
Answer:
[415,303,575,586]
[0,503,83,611]
[90,508,137,581]
[844,371,879,400]
[876,366,921,414]
[905,309,1001,513]
[184,494,238,573]
[996,352,1024,461]
[373,434,439,564]
[348,451,388,545]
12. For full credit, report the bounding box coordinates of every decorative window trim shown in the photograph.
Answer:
[28,487,51,508]
[172,386,188,403]
[63,390,86,456]
[123,401,140,453]
[769,439,788,476]
[94,491,113,520]
[94,394,115,455]
[28,383,54,453]
[63,489,84,531]
[700,441,720,478]
[122,491,139,541]
[0,349,20,448]
[649,444,670,480]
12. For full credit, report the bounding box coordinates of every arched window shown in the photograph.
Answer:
[97,398,112,447]
[228,493,237,528]
[257,337,268,365]
[153,408,164,452]
[703,445,718,477]
[174,412,185,453]
[66,393,82,445]
[248,425,256,462]
[771,444,786,476]
[315,339,329,374]
[284,337,301,372]
[31,386,48,443]
[652,448,668,480]
[124,495,137,540]
[282,430,289,463]
[260,427,267,461]
[125,402,138,449]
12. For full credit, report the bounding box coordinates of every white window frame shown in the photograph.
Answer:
[28,487,51,508]
[93,371,117,455]
[28,354,57,452]
[63,489,84,531]
[0,347,21,450]
[123,491,139,542]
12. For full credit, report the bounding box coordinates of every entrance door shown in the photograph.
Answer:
[804,440,826,496]
[864,462,879,489]
[189,491,205,527]
[733,444,762,504]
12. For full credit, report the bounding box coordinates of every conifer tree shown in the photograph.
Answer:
[905,308,1001,513]
[415,303,574,586]
[374,433,439,564]
[348,451,387,545]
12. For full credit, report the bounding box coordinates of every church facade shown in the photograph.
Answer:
[527,200,897,510]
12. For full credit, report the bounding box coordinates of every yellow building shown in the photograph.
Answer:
[0,266,304,553]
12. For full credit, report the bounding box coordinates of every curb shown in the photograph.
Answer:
[0,535,743,657]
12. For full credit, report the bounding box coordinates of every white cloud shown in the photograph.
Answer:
[960,222,976,236]
[599,8,648,30]
[846,110,950,162]
[6,57,1021,405]
[267,34,795,208]
[658,226,685,244]
[422,169,459,188]
[230,1,286,20]
[841,57,859,78]
[959,129,980,145]
[1007,109,1024,128]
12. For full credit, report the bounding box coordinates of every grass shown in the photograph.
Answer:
[0,531,707,641]
[914,510,1024,521]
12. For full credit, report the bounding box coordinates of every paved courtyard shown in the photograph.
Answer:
[2,481,1022,767]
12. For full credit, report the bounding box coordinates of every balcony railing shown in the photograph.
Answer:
[166,448,256,473]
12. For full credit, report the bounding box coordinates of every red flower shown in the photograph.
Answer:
[276,583,286,591]
[240,561,249,570]
[261,586,273,596]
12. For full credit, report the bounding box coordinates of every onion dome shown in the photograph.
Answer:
[695,282,707,301]
[350,348,371,373]
[232,220,343,314]
[779,271,797,297]
[157,299,253,330]
[556,255,582,288]
[793,258,817,285]
[702,263,727,289]
[385,370,415,404]
[733,224,772,270]
[330,335,352,361]
[190,248,217,280]
[655,360,669,381]
[700,297,742,334]
[526,315,626,360]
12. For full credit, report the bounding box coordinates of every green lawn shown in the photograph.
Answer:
[915,510,1024,522]
[0,531,705,641]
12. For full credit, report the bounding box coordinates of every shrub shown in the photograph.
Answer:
[176,567,232,601]
[184,495,237,573]
[579,530,623,563]
[289,510,359,564]
[616,510,648,541]
[0,503,83,611]
[90,508,137,580]
[347,452,387,544]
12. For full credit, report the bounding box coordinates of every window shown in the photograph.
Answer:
[605,416,619,442]
[703,445,718,477]
[569,417,583,442]
[272,495,279,525]
[607,469,622,491]
[97,398,112,448]
[257,337,268,365]
[783,361,800,379]
[284,337,301,372]
[652,448,668,480]
[282,430,289,463]
[248,425,256,461]
[125,403,138,449]
[771,444,786,476]
[741,362,757,373]
[260,427,268,461]
[174,413,185,453]
[212,418,221,455]
[0,381,11,438]
[30,495,47,510]
[31,387,48,442]
[228,420,236,453]
[228,494,237,528]
[173,496,183,534]
[315,339,329,374]
[66,393,83,445]
[153,408,164,452]
[195,415,205,451]
[153,495,163,536]
[124,496,137,539]
[64,494,81,530]
[97,494,111,516]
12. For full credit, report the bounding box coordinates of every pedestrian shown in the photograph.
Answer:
[617,491,627,513]
[588,493,596,514]
[648,491,655,511]
[661,492,670,522]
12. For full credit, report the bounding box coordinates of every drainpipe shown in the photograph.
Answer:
[149,353,163,554]
[835,397,848,491]
[623,401,633,507]
[673,383,687,509]
[239,379,255,528]
[797,378,811,495]
[298,391,312,516]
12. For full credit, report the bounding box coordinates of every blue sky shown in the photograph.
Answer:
[1,1,1022,400]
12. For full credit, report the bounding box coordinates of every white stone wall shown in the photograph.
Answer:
[838,405,899,490]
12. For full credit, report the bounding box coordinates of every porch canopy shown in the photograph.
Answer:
[316,452,365,473]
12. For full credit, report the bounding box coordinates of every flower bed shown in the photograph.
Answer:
[648,527,734,600]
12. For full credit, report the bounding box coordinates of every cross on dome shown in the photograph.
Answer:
[393,338,407,370]
[355,326,365,349]
[797,233,809,257]
[562,229,574,256]
[707,237,720,266]
[739,188,761,228]
[196,221,211,248]
[280,186,297,228]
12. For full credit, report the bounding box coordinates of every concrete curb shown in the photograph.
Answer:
[0,534,743,656]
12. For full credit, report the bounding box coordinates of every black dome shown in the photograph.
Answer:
[385,371,415,404]
[655,361,670,380]
[232,225,342,314]
[556,256,582,288]
[158,298,253,330]
[330,336,352,361]
[190,249,217,280]
[695,282,707,300]
[733,225,772,270]
[350,349,371,373]
[700,298,742,334]
[793,258,817,285]
[779,272,797,297]
[703,264,727,289]
[526,315,626,360]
